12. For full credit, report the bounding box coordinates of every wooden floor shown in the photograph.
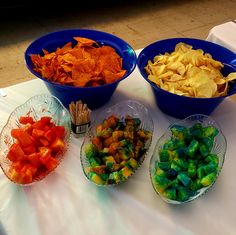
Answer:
[0,0,236,88]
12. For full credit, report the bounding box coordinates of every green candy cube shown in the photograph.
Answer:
[201,126,219,139]
[197,166,205,179]
[159,149,171,162]
[163,138,185,151]
[156,167,167,177]
[199,144,211,157]
[177,172,192,187]
[158,161,171,171]
[173,157,188,170]
[88,172,105,185]
[188,162,197,178]
[154,175,172,192]
[203,162,217,175]
[108,171,121,184]
[205,154,219,165]
[186,139,199,158]
[190,179,202,191]
[177,187,192,202]
[120,166,133,180]
[88,157,101,168]
[119,148,132,161]
[126,158,139,170]
[172,147,186,159]
[171,162,182,172]
[85,143,97,159]
[200,172,217,187]
[170,125,189,141]
[162,187,177,200]
[189,123,203,139]
[201,137,214,151]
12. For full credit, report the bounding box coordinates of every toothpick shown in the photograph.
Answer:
[69,100,91,126]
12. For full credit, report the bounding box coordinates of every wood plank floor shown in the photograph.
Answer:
[0,0,235,98]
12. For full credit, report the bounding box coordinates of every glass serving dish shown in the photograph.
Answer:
[0,94,71,185]
[80,100,154,186]
[150,114,227,204]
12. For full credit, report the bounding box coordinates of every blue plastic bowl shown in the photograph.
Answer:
[25,29,137,109]
[137,38,236,119]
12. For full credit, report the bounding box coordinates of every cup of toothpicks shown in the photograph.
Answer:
[69,100,91,136]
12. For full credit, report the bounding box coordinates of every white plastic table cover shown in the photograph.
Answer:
[206,21,236,54]
[1,54,236,235]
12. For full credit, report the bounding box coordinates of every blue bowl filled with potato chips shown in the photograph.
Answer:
[137,38,236,119]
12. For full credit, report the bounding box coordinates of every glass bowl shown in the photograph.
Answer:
[137,38,236,119]
[24,29,137,109]
[150,114,226,204]
[80,100,154,186]
[0,94,71,185]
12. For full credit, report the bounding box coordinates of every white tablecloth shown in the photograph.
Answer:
[1,53,236,235]
[206,21,236,54]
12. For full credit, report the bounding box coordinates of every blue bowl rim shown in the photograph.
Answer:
[137,37,236,100]
[24,28,137,90]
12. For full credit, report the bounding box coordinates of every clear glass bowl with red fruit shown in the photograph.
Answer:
[0,94,71,185]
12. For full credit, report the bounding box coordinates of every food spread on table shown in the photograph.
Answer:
[30,37,126,87]
[6,115,66,184]
[1,32,235,207]
[151,123,220,202]
[145,42,236,98]
[83,115,151,185]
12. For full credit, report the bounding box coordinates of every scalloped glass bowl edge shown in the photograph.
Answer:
[149,114,227,204]
[0,94,71,186]
[80,99,154,186]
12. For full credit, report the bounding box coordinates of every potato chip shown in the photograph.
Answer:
[188,71,217,98]
[227,72,236,81]
[30,37,126,87]
[145,42,236,98]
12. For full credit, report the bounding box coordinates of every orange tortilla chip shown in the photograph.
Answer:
[56,42,73,54]
[73,37,99,47]
[30,37,126,87]
[73,73,92,87]
[102,69,126,84]
[41,65,54,79]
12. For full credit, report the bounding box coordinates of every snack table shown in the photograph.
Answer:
[1,50,236,235]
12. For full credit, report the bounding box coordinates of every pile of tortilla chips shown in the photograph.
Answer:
[145,42,236,98]
[30,37,126,87]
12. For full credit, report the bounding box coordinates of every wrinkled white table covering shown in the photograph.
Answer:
[1,51,236,235]
[206,21,236,54]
